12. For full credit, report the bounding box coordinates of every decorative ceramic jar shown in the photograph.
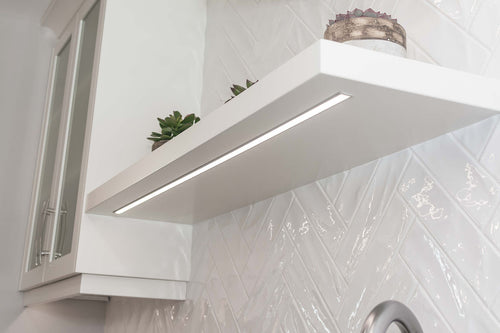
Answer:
[324,9,407,57]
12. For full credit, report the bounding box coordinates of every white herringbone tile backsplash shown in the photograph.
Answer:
[104,0,500,332]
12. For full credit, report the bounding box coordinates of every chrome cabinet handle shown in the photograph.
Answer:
[361,301,423,333]
[34,202,67,264]
[34,201,50,267]
[54,201,68,259]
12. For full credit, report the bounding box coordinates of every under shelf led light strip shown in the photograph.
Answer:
[114,93,351,215]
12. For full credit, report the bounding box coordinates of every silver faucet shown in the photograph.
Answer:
[361,300,423,333]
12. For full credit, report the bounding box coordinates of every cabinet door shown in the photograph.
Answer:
[45,0,102,281]
[20,32,74,290]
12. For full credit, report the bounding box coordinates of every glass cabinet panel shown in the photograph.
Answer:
[54,2,100,260]
[29,39,71,270]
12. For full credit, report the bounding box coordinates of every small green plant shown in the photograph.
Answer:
[225,79,258,103]
[147,111,200,143]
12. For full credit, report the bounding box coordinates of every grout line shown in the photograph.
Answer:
[212,217,250,302]
[292,190,349,288]
[397,245,457,333]
[410,277,457,333]
[216,213,250,275]
[465,0,481,31]
[406,36,439,64]
[220,30,257,81]
[283,43,297,58]
[449,117,498,161]
[419,215,500,326]
[239,194,294,296]
[241,197,274,252]
[280,268,332,332]
[205,266,242,332]
[203,287,225,333]
[337,179,415,324]
[282,195,341,325]
[216,55,239,97]
[332,172,348,204]
[285,4,320,40]
[187,263,223,332]
[333,159,380,266]
[315,180,348,231]
[477,117,500,165]
[226,0,258,44]
[231,206,251,238]
[419,0,492,52]
[337,160,380,229]
[340,151,411,284]
[448,129,500,185]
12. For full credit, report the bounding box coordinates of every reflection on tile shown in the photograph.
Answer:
[241,192,292,293]
[294,182,346,257]
[400,158,500,313]
[318,170,347,205]
[206,268,240,332]
[337,198,415,331]
[412,134,500,225]
[487,205,500,249]
[334,160,378,225]
[285,198,346,316]
[240,198,273,250]
[282,245,338,332]
[216,213,250,275]
[336,150,409,281]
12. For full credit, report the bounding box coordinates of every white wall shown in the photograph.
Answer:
[0,1,106,331]
[104,0,500,332]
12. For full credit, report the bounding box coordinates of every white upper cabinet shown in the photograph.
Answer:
[20,0,206,305]
[21,1,100,290]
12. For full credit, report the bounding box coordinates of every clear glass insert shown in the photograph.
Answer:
[28,39,71,270]
[53,1,100,260]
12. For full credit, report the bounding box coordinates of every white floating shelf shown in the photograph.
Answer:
[86,39,500,224]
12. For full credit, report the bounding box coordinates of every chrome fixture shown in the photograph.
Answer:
[361,300,423,333]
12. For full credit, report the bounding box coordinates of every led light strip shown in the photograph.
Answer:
[114,93,351,215]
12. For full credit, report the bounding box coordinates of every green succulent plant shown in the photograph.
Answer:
[147,111,200,143]
[225,79,258,103]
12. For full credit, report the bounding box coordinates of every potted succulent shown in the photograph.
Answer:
[225,79,257,103]
[147,111,200,151]
[324,8,406,57]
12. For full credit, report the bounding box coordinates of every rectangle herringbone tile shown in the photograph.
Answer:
[104,0,500,332]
